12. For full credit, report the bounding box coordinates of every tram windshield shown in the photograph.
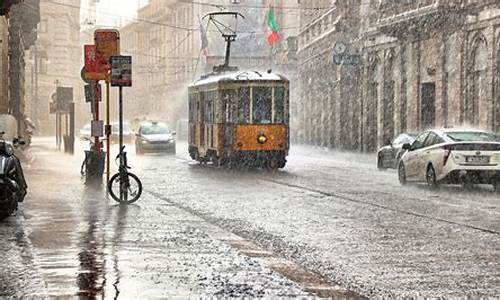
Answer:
[252,87,272,124]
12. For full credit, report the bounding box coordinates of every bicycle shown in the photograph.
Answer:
[107,145,142,204]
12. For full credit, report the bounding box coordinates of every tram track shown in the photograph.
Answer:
[172,153,500,235]
[258,177,500,235]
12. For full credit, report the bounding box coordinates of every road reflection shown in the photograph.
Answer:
[76,187,105,298]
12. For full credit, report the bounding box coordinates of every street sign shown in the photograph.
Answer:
[94,29,120,60]
[91,120,104,137]
[84,82,101,103]
[110,56,132,87]
[84,45,107,81]
[333,53,361,66]
[56,87,73,112]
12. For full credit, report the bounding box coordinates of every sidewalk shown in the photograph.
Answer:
[7,138,312,298]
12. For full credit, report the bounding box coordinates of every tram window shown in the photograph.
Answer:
[274,87,285,124]
[222,90,235,123]
[252,87,272,124]
[205,100,214,123]
[238,87,250,123]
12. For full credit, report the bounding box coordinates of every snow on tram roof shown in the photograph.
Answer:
[190,70,286,87]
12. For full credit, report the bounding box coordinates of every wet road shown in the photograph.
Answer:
[1,137,499,298]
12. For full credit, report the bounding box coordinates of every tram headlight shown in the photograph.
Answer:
[257,134,267,144]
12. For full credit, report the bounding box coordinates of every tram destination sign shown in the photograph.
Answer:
[110,56,132,87]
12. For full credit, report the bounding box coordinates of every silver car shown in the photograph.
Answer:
[135,122,176,154]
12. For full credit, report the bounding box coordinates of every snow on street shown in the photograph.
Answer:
[0,138,498,298]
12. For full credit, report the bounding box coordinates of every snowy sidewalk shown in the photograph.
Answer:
[2,138,315,298]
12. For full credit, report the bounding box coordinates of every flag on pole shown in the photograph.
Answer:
[266,7,280,46]
[200,20,209,57]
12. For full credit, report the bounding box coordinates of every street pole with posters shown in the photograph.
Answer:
[95,30,120,191]
[107,55,142,204]
[81,30,120,187]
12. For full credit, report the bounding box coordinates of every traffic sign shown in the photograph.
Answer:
[84,45,107,81]
[110,56,132,87]
[56,87,73,112]
[95,29,120,60]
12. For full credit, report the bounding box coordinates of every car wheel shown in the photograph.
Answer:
[426,165,438,189]
[493,181,500,193]
[398,162,407,185]
[377,154,386,170]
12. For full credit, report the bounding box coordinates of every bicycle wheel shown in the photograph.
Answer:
[108,172,143,204]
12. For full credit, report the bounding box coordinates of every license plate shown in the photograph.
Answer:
[466,156,490,164]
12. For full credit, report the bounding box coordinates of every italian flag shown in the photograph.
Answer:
[266,7,280,46]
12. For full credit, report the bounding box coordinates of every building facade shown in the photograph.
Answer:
[296,0,500,152]
[26,0,82,135]
[120,0,196,123]
[0,15,9,114]
[9,0,40,135]
[296,1,362,150]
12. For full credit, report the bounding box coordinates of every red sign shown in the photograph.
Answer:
[94,29,120,60]
[84,45,107,81]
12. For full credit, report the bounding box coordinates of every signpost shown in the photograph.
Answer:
[110,55,132,201]
[95,30,120,188]
[50,87,75,153]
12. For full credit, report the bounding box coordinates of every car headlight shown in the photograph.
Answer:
[141,140,149,144]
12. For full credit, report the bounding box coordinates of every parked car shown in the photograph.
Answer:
[377,133,417,170]
[398,129,500,190]
[135,122,176,154]
[79,123,91,141]
[111,121,134,144]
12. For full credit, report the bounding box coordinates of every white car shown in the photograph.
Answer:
[398,129,500,190]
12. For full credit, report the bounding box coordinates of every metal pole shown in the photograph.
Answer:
[95,82,100,155]
[106,80,110,191]
[119,86,123,202]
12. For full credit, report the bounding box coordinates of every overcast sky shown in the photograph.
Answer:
[81,0,148,27]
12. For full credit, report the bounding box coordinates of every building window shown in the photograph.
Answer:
[468,33,488,126]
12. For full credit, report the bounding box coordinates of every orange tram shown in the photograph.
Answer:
[188,70,290,169]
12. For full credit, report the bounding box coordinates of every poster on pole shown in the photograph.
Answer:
[110,56,132,87]
[84,82,102,103]
[84,45,107,81]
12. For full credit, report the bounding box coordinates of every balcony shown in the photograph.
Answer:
[378,0,499,37]
[377,0,459,37]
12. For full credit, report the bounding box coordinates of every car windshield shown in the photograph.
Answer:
[140,124,170,135]
[112,123,131,132]
[445,131,498,142]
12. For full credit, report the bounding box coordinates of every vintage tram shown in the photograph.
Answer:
[188,71,290,168]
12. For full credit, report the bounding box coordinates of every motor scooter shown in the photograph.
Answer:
[0,132,27,220]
